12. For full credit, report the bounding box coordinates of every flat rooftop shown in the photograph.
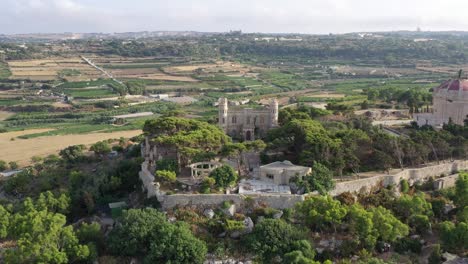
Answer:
[260,160,310,170]
[239,179,291,194]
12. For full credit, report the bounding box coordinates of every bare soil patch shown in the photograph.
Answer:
[8,58,101,81]
[0,111,14,121]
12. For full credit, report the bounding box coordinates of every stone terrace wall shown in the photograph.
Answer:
[330,160,468,196]
[159,194,304,210]
[140,160,467,210]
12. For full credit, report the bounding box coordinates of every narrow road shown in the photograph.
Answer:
[81,56,124,85]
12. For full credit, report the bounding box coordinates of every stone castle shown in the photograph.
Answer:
[218,98,278,140]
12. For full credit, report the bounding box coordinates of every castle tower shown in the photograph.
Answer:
[218,98,228,131]
[270,98,279,127]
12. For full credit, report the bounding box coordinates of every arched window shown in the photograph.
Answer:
[232,116,237,124]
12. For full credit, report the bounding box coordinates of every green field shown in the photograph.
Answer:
[64,88,118,99]
[58,79,119,89]
[0,61,11,79]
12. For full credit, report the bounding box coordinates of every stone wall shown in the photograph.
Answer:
[330,160,468,196]
[434,174,459,190]
[140,159,467,210]
[159,194,305,210]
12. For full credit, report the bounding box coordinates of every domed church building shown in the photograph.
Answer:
[415,71,468,127]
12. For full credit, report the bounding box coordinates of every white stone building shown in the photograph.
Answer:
[415,74,468,127]
[218,98,278,141]
[259,161,312,185]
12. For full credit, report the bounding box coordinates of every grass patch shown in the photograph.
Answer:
[59,79,118,89]
[64,88,118,99]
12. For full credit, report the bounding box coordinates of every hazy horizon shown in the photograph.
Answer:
[2,0,468,35]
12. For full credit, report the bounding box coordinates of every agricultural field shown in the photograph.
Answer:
[0,61,11,79]
[7,57,102,81]
[0,36,462,169]
[0,128,141,165]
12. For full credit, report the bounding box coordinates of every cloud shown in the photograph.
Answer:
[1,0,468,34]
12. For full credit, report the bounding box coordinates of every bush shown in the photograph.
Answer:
[336,192,356,205]
[201,177,215,193]
[400,179,409,193]
[221,200,233,209]
[0,160,6,171]
[439,221,468,253]
[155,158,178,172]
[409,214,431,235]
[90,141,111,155]
[340,240,360,257]
[225,220,244,232]
[394,237,422,254]
[428,244,442,264]
[108,208,207,263]
[209,165,238,188]
[243,219,314,262]
[155,170,177,182]
[7,161,18,170]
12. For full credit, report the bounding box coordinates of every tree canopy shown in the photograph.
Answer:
[244,219,315,263]
[107,208,207,264]
[143,117,231,166]
[1,192,90,264]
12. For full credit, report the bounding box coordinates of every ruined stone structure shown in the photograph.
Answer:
[218,98,278,140]
[141,136,178,172]
[259,161,312,185]
[188,161,223,181]
[140,159,468,210]
[414,72,468,127]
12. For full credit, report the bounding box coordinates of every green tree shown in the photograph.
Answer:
[209,165,238,188]
[8,161,18,170]
[306,162,335,194]
[409,214,431,235]
[108,208,206,263]
[90,141,111,155]
[370,206,409,242]
[4,197,90,264]
[283,250,319,264]
[428,244,443,264]
[144,222,207,264]
[35,191,70,214]
[155,170,177,182]
[76,222,103,260]
[296,196,347,232]
[439,221,468,253]
[348,204,377,249]
[59,144,86,163]
[155,158,178,172]
[454,172,468,208]
[0,159,7,171]
[244,219,314,263]
[393,193,433,222]
[0,205,10,239]
[143,117,230,169]
[400,179,409,193]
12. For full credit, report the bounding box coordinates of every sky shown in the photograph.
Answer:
[1,0,468,34]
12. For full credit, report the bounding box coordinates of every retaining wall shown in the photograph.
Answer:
[330,160,468,196]
[159,194,304,210]
[140,160,467,210]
